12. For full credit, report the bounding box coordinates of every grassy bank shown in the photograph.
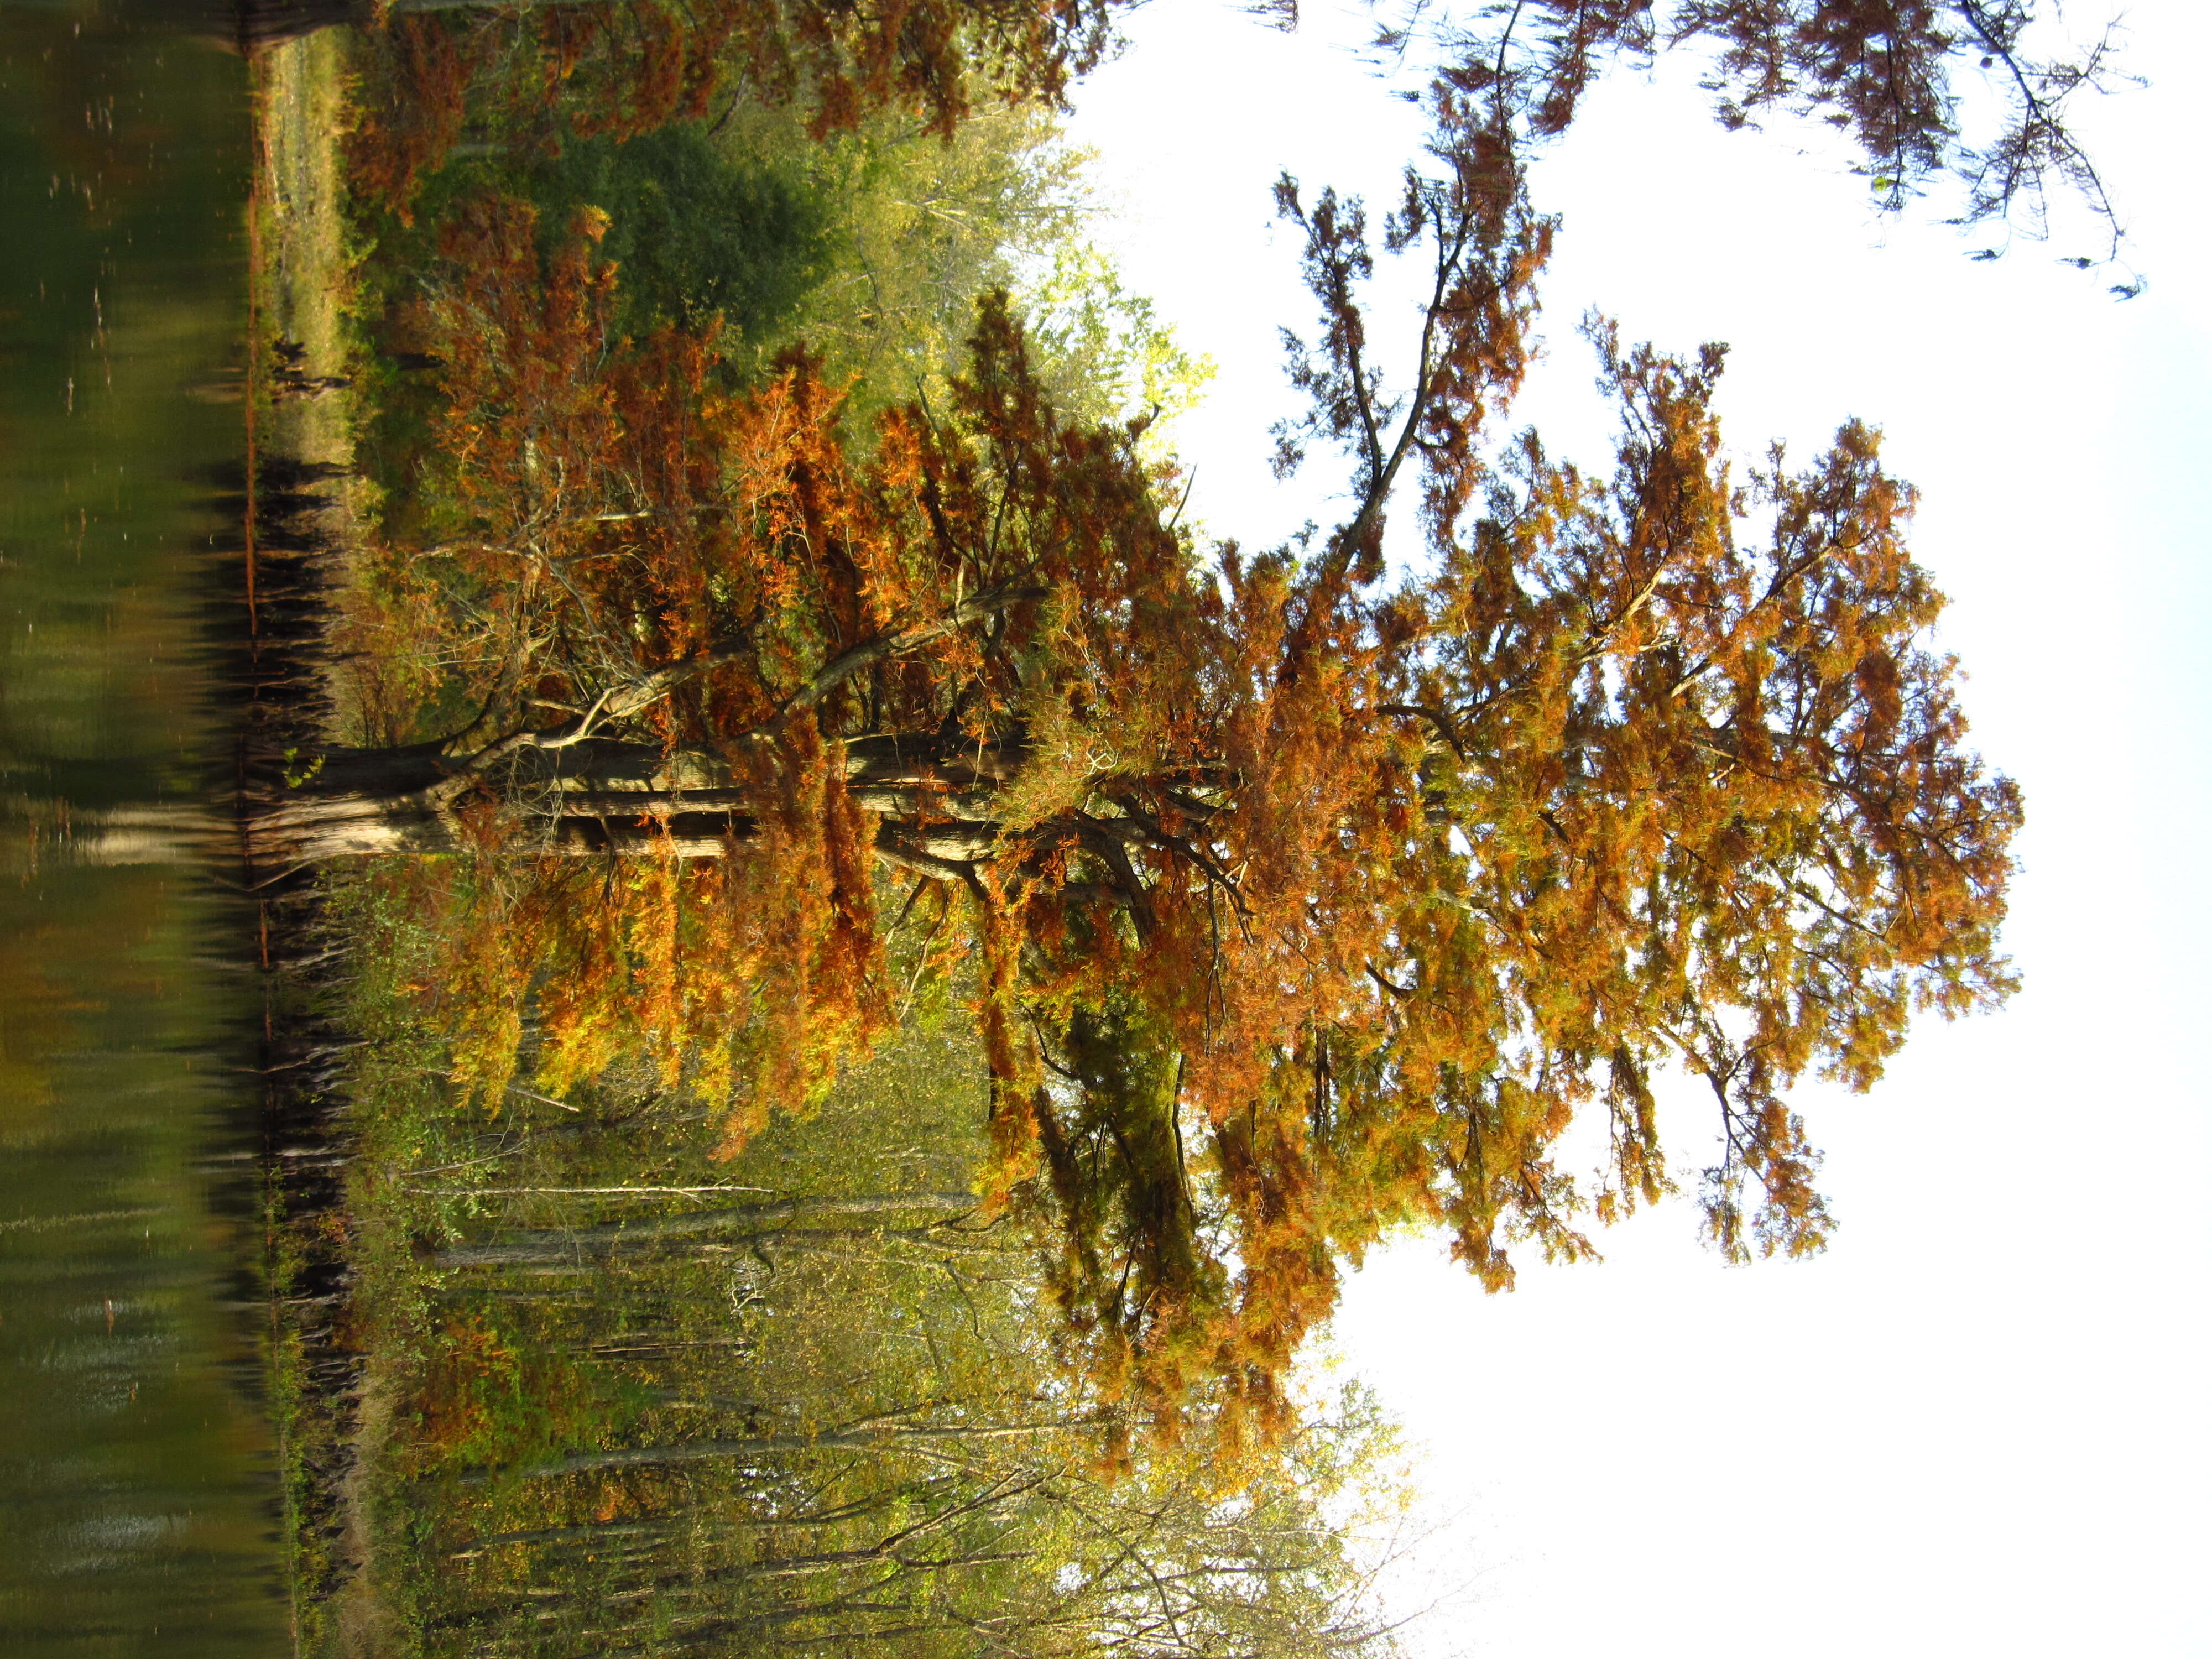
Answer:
[247,34,386,1656]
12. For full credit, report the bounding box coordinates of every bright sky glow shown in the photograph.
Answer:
[1067,4,2212,1652]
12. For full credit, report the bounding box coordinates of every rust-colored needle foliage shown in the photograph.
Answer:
[348,0,1121,216]
[354,51,2020,1443]
[1396,0,2129,248]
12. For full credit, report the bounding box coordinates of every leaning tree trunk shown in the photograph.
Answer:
[11,731,1025,873]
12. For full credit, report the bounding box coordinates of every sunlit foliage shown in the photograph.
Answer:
[313,0,2033,1437]
[322,912,1412,1655]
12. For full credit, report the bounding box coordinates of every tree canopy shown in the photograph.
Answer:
[301,71,2018,1452]
[294,0,2055,1439]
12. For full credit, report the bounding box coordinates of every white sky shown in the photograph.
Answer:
[1065,3,2212,1653]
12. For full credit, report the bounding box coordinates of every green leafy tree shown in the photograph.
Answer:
[722,98,1212,436]
[1020,239,1217,450]
[338,979,1408,1657]
[524,121,834,337]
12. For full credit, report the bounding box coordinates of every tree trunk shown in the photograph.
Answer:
[189,0,599,50]
[431,1190,980,1269]
[467,1414,1105,1483]
[237,0,364,43]
[13,731,1027,872]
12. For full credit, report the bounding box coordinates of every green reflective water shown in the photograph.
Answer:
[0,4,292,1652]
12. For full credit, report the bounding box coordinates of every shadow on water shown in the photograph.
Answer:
[0,3,356,1650]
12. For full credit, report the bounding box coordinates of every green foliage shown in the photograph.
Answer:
[305,857,1406,1656]
[524,96,1211,435]
[411,1311,643,1475]
[1020,239,1217,444]
[524,122,832,338]
[716,98,1082,422]
[1032,999,1225,1407]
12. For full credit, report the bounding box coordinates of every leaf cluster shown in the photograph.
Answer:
[1395,0,2134,255]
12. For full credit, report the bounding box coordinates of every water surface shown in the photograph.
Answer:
[0,5,293,1651]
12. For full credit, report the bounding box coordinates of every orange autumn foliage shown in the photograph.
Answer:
[362,62,2017,1438]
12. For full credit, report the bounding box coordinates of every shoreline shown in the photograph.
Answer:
[248,34,397,1658]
